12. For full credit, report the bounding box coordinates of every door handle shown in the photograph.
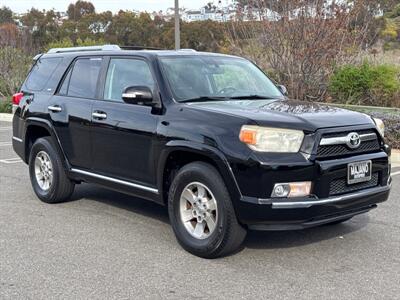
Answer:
[92,112,107,120]
[48,105,62,113]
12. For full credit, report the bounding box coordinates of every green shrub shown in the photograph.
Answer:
[0,97,12,113]
[329,62,400,107]
[46,38,74,51]
[46,37,105,51]
[386,4,400,19]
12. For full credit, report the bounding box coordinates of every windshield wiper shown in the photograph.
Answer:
[179,96,229,103]
[179,94,279,103]
[228,94,278,100]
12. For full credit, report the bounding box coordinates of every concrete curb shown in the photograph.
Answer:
[0,113,13,122]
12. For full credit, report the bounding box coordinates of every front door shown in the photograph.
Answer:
[90,57,159,187]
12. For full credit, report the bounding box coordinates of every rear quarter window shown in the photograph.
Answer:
[25,57,62,91]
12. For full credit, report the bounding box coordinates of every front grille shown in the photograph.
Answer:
[317,129,380,159]
[317,140,380,158]
[329,172,379,196]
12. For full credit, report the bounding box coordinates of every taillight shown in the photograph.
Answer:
[12,92,23,105]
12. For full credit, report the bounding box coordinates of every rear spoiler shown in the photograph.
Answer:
[33,53,43,61]
[26,53,43,76]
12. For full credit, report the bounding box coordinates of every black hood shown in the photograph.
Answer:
[188,99,374,132]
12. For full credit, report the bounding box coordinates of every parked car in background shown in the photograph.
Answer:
[12,45,391,258]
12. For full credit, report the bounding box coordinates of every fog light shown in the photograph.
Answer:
[271,182,312,198]
[271,184,290,197]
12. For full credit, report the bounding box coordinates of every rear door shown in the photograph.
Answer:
[90,56,159,187]
[49,57,103,169]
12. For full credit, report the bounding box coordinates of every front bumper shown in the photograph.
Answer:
[232,151,391,230]
[258,183,390,209]
[242,182,390,230]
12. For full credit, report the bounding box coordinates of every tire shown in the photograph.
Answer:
[168,162,247,258]
[29,137,75,203]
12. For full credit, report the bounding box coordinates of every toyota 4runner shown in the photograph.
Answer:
[12,45,392,258]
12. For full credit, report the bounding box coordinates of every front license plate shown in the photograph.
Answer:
[347,160,372,185]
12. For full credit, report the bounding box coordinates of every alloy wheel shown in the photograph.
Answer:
[34,151,53,191]
[179,182,218,239]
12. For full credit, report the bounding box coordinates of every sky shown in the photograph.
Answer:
[1,0,231,13]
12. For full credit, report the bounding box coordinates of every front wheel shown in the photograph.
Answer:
[168,162,247,258]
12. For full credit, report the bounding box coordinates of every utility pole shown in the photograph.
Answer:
[174,0,180,50]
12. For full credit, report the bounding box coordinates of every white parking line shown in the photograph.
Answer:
[0,127,12,131]
[0,158,22,164]
[392,171,400,177]
[0,142,12,147]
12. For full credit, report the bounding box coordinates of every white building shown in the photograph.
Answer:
[181,5,236,22]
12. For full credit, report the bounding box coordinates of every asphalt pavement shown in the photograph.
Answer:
[1,120,399,299]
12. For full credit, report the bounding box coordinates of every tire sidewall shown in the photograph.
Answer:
[29,138,60,202]
[168,164,231,256]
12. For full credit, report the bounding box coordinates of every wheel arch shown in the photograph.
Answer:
[24,118,69,169]
[157,140,242,207]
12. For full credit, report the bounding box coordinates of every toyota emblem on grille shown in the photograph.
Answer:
[346,132,361,149]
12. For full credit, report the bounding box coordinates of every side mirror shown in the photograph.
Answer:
[122,86,153,105]
[277,84,288,96]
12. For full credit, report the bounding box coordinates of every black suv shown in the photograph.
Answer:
[12,45,391,258]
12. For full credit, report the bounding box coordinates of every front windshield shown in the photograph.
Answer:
[159,55,283,102]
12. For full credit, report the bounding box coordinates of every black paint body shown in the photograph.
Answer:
[12,50,391,230]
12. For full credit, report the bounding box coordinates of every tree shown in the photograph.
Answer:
[180,20,227,52]
[0,22,32,50]
[227,0,384,101]
[204,2,217,11]
[0,6,13,24]
[0,23,18,47]
[67,1,95,21]
[46,36,105,50]
[381,2,400,49]
[0,47,31,98]
[106,11,163,47]
[21,8,61,50]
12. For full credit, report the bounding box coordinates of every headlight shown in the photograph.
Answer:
[373,118,385,137]
[239,125,304,152]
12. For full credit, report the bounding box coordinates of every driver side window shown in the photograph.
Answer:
[104,58,155,102]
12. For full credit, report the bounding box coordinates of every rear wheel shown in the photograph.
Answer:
[168,162,246,258]
[29,137,74,203]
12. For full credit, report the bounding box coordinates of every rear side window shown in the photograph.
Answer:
[25,57,62,91]
[67,58,102,99]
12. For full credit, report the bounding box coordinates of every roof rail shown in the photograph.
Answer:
[47,44,121,54]
[120,45,164,50]
[178,49,197,52]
